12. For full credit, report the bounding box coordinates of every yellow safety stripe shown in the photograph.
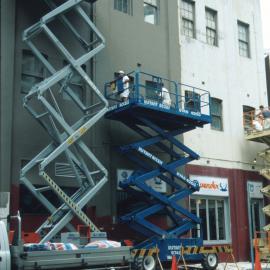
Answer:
[41,171,100,232]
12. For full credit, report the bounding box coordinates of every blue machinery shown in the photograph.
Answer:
[105,69,212,261]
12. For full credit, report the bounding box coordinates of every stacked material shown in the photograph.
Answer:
[24,240,121,252]
[24,242,78,252]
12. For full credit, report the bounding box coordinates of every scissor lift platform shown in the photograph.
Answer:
[104,69,214,263]
[245,129,270,144]
[105,70,211,130]
[105,100,211,130]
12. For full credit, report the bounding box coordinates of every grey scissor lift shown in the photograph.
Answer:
[20,0,108,243]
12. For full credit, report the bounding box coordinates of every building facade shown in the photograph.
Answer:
[0,0,267,261]
[265,53,270,105]
[180,0,267,261]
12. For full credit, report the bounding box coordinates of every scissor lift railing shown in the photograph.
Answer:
[105,69,211,261]
[20,0,108,243]
[244,111,270,231]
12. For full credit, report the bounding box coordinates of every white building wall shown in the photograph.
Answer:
[179,0,267,170]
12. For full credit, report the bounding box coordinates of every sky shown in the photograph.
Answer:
[261,0,270,51]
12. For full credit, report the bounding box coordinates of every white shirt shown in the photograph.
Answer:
[159,87,171,106]
[120,75,130,98]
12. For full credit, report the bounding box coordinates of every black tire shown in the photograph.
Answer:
[133,257,144,270]
[133,256,156,270]
[201,253,219,270]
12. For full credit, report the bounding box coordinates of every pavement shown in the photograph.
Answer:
[179,262,270,270]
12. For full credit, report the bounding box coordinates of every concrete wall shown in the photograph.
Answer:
[95,0,181,216]
[180,0,267,171]
[0,0,16,193]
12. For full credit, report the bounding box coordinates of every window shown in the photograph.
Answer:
[144,0,159,25]
[190,197,230,243]
[243,105,255,131]
[238,21,250,58]
[205,8,218,46]
[211,98,223,131]
[21,50,46,94]
[181,0,195,38]
[114,0,133,15]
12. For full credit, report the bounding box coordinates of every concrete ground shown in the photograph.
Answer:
[179,262,270,269]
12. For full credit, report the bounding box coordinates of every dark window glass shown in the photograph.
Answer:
[181,0,195,38]
[211,98,223,131]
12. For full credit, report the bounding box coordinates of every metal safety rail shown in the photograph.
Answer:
[244,110,270,231]
[20,0,108,243]
[105,70,211,119]
[105,69,211,261]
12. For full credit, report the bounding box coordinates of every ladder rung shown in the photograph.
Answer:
[36,111,49,119]
[40,171,100,232]
[36,186,52,193]
[90,170,100,175]
[23,21,43,41]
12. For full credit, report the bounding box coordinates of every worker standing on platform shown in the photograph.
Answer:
[159,83,171,107]
[117,70,130,102]
[257,105,270,129]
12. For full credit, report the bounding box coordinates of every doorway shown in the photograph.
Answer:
[250,198,265,233]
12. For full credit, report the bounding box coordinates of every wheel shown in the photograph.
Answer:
[201,253,218,270]
[133,256,156,270]
[143,255,156,270]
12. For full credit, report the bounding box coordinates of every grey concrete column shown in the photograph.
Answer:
[0,0,16,192]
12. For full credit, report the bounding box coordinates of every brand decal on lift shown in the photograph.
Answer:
[176,172,198,188]
[191,111,202,117]
[143,99,170,110]
[108,100,130,111]
[137,147,163,165]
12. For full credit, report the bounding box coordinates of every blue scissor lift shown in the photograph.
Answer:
[105,68,212,263]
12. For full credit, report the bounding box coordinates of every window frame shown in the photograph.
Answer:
[243,105,255,131]
[144,0,160,25]
[237,20,250,58]
[114,0,133,16]
[190,195,231,245]
[210,97,223,131]
[205,7,218,46]
[181,0,196,39]
[21,50,47,94]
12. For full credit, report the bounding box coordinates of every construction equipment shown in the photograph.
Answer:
[244,110,270,231]
[105,67,230,267]
[244,109,270,268]
[20,0,108,243]
[0,213,133,270]
[2,1,158,269]
[7,0,233,268]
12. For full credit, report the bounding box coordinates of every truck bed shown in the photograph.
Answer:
[11,246,132,270]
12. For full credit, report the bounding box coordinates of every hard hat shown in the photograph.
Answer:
[118,70,125,74]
